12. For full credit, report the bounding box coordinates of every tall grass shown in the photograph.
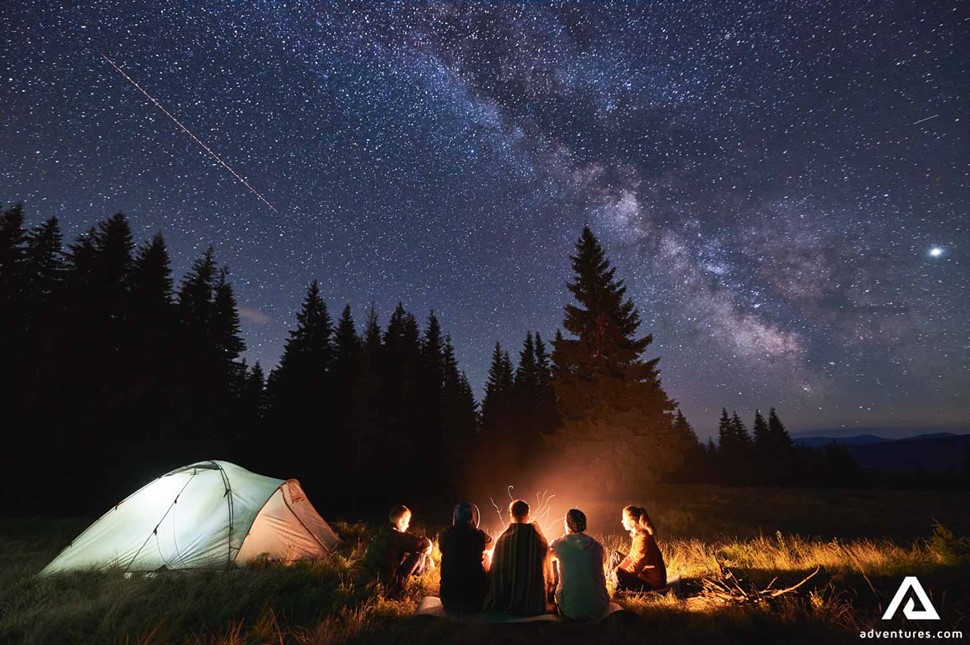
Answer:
[2,487,968,644]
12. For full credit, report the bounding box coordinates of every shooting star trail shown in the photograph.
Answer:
[911,114,939,125]
[100,53,278,213]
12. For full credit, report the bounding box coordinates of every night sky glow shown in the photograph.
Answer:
[2,1,967,438]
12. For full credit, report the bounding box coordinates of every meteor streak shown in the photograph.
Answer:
[100,53,278,213]
[911,114,939,125]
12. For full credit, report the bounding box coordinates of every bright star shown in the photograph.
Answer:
[929,246,944,258]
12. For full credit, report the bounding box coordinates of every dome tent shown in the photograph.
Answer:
[40,460,341,575]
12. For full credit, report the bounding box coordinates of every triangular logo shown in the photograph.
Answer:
[882,576,940,620]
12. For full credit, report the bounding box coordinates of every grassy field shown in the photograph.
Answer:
[1,484,968,644]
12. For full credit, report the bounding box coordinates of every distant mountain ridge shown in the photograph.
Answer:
[791,424,970,442]
[793,434,893,447]
[791,431,970,472]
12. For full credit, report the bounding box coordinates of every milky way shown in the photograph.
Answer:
[2,1,967,437]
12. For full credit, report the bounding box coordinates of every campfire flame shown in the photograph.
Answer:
[488,485,563,539]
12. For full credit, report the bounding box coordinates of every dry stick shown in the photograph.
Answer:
[703,555,822,605]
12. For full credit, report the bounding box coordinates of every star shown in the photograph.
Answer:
[928,246,944,258]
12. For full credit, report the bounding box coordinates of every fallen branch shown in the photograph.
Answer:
[698,556,821,606]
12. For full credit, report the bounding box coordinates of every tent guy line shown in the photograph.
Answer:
[99,53,279,213]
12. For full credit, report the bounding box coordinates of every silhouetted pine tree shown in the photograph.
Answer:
[350,303,384,510]
[533,332,559,441]
[716,408,752,485]
[481,342,515,485]
[0,204,27,329]
[731,411,753,484]
[231,360,267,469]
[20,217,67,423]
[550,226,681,494]
[766,407,795,485]
[60,214,137,504]
[705,437,718,483]
[0,204,27,510]
[212,268,246,366]
[666,409,706,483]
[247,362,267,418]
[417,311,447,493]
[174,246,219,463]
[715,408,733,483]
[442,334,480,495]
[380,303,423,495]
[751,409,770,484]
[265,280,333,484]
[210,266,246,457]
[332,304,361,481]
[482,342,515,435]
[23,217,64,313]
[512,332,542,472]
[127,233,178,463]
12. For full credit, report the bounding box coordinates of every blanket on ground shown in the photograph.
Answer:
[415,596,626,623]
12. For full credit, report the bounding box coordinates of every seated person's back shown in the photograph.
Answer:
[438,502,493,612]
[485,499,553,616]
[550,508,609,620]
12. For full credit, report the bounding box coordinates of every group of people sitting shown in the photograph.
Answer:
[357,499,667,621]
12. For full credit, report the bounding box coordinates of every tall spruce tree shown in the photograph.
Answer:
[752,409,770,484]
[512,332,543,471]
[715,408,734,483]
[730,411,753,484]
[417,311,446,489]
[127,233,178,459]
[481,342,515,485]
[380,303,422,494]
[265,280,333,485]
[667,409,706,483]
[482,342,515,436]
[0,204,27,510]
[172,246,221,462]
[212,267,246,368]
[766,407,795,485]
[332,304,361,479]
[533,332,559,439]
[550,226,680,493]
[20,217,67,418]
[350,303,384,510]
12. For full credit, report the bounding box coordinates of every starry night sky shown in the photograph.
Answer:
[2,1,967,439]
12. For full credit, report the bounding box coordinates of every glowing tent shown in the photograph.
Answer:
[40,460,341,575]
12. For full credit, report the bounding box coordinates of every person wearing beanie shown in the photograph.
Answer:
[438,501,494,613]
[550,508,610,620]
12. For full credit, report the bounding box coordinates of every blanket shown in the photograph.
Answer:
[415,596,625,623]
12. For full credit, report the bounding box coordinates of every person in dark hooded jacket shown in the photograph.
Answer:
[549,508,610,620]
[438,502,493,613]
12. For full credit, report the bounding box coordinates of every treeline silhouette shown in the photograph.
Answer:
[2,206,965,518]
[0,206,576,516]
[663,408,871,488]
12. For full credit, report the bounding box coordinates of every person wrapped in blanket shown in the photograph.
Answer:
[438,502,494,613]
[610,504,667,592]
[359,504,433,598]
[484,499,554,616]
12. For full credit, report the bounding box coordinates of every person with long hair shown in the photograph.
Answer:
[438,502,494,613]
[611,505,667,592]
